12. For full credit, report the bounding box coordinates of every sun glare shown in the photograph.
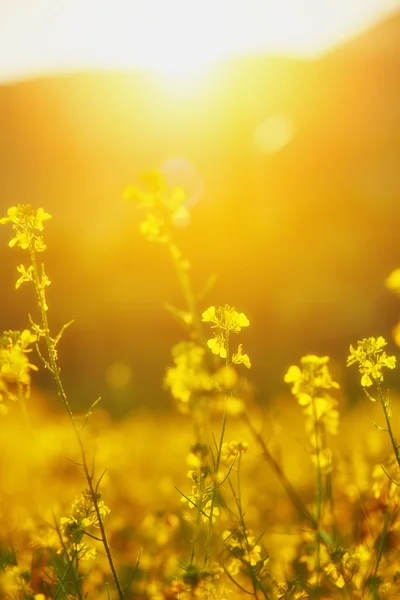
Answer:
[116,1,232,94]
[0,0,397,84]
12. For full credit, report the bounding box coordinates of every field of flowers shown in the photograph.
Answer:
[1,172,400,599]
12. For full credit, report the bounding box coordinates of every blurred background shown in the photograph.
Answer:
[1,0,400,415]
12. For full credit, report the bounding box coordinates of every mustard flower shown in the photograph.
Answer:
[164,342,213,410]
[140,212,168,243]
[0,205,51,252]
[223,528,262,566]
[202,305,251,367]
[207,334,227,359]
[57,490,110,561]
[124,169,191,239]
[202,304,250,332]
[220,440,249,461]
[232,343,251,368]
[0,329,38,392]
[285,354,339,474]
[347,336,396,388]
[302,395,339,435]
[70,489,111,526]
[284,355,339,406]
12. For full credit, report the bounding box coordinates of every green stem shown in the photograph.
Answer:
[168,241,205,346]
[189,472,204,569]
[372,510,388,578]
[28,243,124,600]
[232,460,269,600]
[311,395,323,593]
[225,330,230,369]
[203,411,226,567]
[242,413,317,529]
[377,382,400,470]
[54,517,84,600]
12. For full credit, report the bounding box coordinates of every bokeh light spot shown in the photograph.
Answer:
[253,114,295,154]
[105,361,133,390]
[161,157,204,207]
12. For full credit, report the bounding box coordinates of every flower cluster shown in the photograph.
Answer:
[0,205,51,252]
[220,440,249,461]
[347,336,396,388]
[223,528,264,571]
[123,170,190,242]
[1,205,52,308]
[58,490,110,561]
[285,355,339,473]
[164,341,249,416]
[164,342,213,413]
[181,448,220,524]
[0,329,37,413]
[202,305,251,368]
[284,355,339,405]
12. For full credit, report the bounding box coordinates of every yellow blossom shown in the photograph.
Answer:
[232,343,251,368]
[124,169,192,238]
[140,212,167,243]
[220,440,249,461]
[0,329,38,391]
[284,355,339,399]
[207,335,227,359]
[202,304,250,332]
[1,205,51,252]
[347,336,396,388]
[203,305,251,367]
[164,342,212,411]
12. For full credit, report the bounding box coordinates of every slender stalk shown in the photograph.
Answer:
[168,241,205,346]
[203,411,226,567]
[372,510,388,578]
[53,517,84,600]
[230,459,270,600]
[188,472,205,568]
[243,413,317,529]
[311,395,322,593]
[377,382,400,470]
[28,243,124,600]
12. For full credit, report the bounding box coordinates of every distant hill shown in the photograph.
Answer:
[331,10,400,56]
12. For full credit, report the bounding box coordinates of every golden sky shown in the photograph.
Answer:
[0,0,399,83]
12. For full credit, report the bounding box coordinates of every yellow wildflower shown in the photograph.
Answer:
[202,305,251,367]
[232,343,251,368]
[284,355,339,400]
[1,205,51,252]
[0,329,38,391]
[164,342,212,411]
[347,336,396,388]
[140,212,167,242]
[220,440,249,461]
[207,335,227,359]
[202,304,250,332]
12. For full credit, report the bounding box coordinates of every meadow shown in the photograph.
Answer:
[1,171,400,600]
